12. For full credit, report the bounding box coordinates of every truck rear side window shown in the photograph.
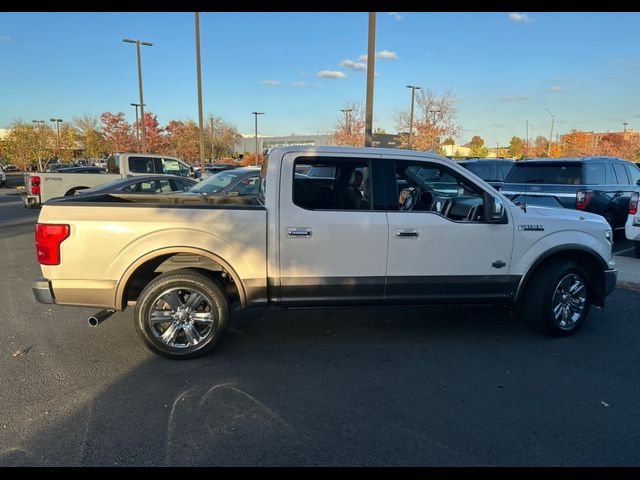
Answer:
[293,158,372,210]
[505,164,581,185]
[106,155,120,174]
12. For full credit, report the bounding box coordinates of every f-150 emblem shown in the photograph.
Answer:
[518,224,545,231]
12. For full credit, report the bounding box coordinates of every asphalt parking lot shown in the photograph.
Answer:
[1,187,639,466]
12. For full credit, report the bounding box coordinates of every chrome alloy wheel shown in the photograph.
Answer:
[148,287,215,349]
[551,273,587,330]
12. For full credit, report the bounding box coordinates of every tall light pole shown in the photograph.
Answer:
[194,12,205,172]
[623,122,628,134]
[340,108,352,135]
[130,102,145,151]
[545,108,555,156]
[406,85,421,149]
[364,12,376,147]
[49,118,63,159]
[123,37,153,152]
[252,112,265,155]
[210,115,215,162]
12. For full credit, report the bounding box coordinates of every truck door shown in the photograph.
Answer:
[383,156,516,303]
[277,152,388,306]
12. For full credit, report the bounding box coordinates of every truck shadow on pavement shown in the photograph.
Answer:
[2,292,640,467]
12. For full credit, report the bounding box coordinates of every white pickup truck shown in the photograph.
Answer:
[23,153,193,207]
[31,146,617,359]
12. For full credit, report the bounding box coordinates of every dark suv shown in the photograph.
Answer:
[502,157,640,229]
[459,158,515,190]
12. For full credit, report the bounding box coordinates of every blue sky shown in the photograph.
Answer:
[1,11,639,146]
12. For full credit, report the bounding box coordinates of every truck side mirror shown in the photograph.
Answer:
[484,192,506,223]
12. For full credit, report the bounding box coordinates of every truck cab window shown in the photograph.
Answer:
[394,161,486,222]
[293,158,371,211]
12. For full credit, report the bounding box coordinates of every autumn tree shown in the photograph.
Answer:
[532,136,550,157]
[57,125,80,162]
[559,130,593,157]
[508,136,524,159]
[207,116,241,160]
[394,89,460,151]
[165,120,200,163]
[74,114,107,159]
[140,112,167,154]
[467,135,489,157]
[100,112,135,153]
[2,121,54,170]
[240,153,265,166]
[329,102,365,147]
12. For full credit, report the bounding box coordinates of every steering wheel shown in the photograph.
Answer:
[400,186,421,211]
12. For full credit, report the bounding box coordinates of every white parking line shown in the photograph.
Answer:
[614,247,635,255]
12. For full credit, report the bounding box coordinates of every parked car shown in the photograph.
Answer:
[23,153,194,207]
[32,146,616,359]
[459,158,515,190]
[57,166,107,174]
[76,174,197,196]
[3,164,19,172]
[187,167,260,197]
[625,189,640,257]
[502,157,640,229]
[0,165,5,188]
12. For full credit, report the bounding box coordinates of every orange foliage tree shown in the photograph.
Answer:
[395,89,460,151]
[329,102,365,147]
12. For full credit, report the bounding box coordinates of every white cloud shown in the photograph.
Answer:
[388,12,403,21]
[501,95,530,101]
[376,50,398,60]
[633,114,640,118]
[0,36,10,44]
[357,54,367,62]
[509,12,534,23]
[547,86,564,92]
[260,80,280,86]
[340,59,367,71]
[318,70,347,79]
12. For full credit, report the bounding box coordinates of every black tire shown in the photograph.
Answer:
[603,210,616,229]
[134,269,229,359]
[523,259,591,336]
[635,241,640,258]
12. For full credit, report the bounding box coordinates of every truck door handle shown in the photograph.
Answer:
[395,231,419,238]
[287,228,312,238]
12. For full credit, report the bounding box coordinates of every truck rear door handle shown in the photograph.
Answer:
[395,230,419,238]
[287,228,312,238]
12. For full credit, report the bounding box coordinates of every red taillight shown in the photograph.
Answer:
[630,192,639,215]
[576,190,593,210]
[35,224,70,265]
[31,176,41,195]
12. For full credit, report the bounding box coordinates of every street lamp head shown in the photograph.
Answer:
[252,112,265,115]
[141,41,153,47]
[406,85,421,90]
[50,118,62,123]
[123,38,136,44]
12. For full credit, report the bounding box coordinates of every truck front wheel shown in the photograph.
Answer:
[523,259,591,336]
[134,269,229,359]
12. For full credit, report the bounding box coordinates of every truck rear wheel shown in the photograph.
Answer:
[523,259,591,336]
[134,269,229,359]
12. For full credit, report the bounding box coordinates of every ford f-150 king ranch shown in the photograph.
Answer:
[31,146,618,359]
[23,153,194,207]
